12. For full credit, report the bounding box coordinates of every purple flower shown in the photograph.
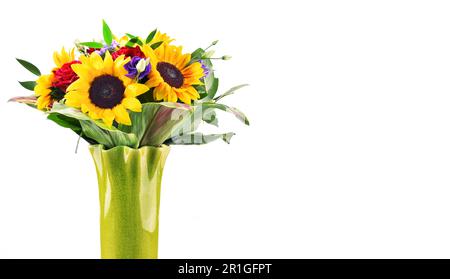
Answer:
[124,56,151,80]
[95,40,119,56]
[199,59,210,78]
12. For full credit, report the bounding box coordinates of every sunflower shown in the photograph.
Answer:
[65,52,149,126]
[34,48,76,110]
[142,44,204,104]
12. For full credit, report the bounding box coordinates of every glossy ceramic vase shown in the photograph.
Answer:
[89,144,170,259]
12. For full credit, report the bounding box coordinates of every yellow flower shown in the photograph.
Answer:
[142,44,204,104]
[150,31,174,45]
[34,74,54,110]
[65,52,149,126]
[34,47,76,110]
[53,47,75,68]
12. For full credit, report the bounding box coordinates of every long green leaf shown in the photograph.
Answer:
[18,81,36,91]
[79,41,104,48]
[145,29,157,44]
[201,102,250,125]
[16,58,41,76]
[47,113,82,133]
[214,84,249,102]
[206,77,219,100]
[150,41,163,49]
[102,20,113,45]
[126,37,143,47]
[167,132,235,145]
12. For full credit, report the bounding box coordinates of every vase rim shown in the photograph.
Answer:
[89,144,170,153]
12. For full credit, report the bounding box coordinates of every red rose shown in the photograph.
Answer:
[112,46,145,60]
[52,61,81,92]
[87,48,97,54]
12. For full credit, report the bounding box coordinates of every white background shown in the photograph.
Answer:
[0,0,450,259]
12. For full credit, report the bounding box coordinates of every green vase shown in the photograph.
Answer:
[89,144,170,259]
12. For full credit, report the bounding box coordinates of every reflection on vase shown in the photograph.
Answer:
[90,144,170,259]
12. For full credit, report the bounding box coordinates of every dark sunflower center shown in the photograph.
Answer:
[89,75,125,108]
[157,62,184,88]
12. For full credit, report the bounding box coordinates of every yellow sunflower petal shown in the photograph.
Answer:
[71,64,92,81]
[167,89,178,103]
[37,95,51,110]
[102,109,115,127]
[145,71,163,88]
[66,79,90,92]
[103,51,114,75]
[90,52,104,71]
[176,91,191,105]
[88,108,100,120]
[122,97,142,112]
[113,55,130,76]
[65,91,88,107]
[81,103,89,113]
[175,53,191,68]
[153,85,165,101]
[34,86,51,97]
[124,83,149,97]
[112,105,131,125]
[53,47,75,68]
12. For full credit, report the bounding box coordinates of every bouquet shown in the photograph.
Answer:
[11,21,249,259]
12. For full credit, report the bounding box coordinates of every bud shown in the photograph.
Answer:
[211,40,219,45]
[136,58,147,73]
[222,55,232,60]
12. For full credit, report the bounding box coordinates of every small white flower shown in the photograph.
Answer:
[136,58,147,73]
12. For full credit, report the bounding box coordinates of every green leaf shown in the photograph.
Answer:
[79,42,104,48]
[80,120,138,149]
[50,103,91,120]
[18,81,36,91]
[16,58,41,76]
[167,132,235,145]
[145,29,157,44]
[47,113,82,133]
[190,48,205,61]
[201,102,250,125]
[150,41,163,50]
[206,77,219,100]
[202,109,218,127]
[102,20,113,45]
[198,58,218,101]
[47,113,97,145]
[126,37,143,47]
[121,102,193,147]
[50,103,138,149]
[214,84,249,102]
[126,33,137,39]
